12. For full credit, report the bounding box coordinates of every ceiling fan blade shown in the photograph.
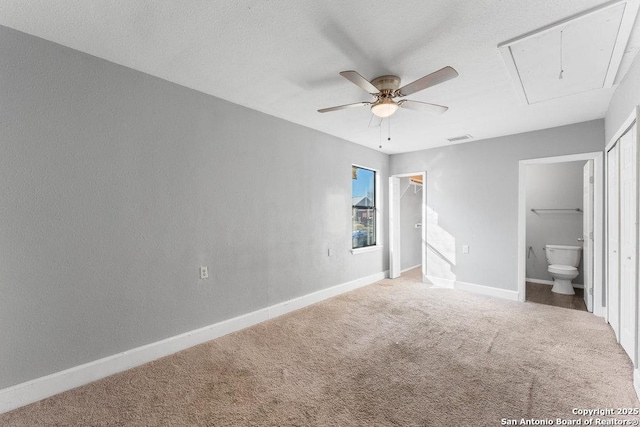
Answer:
[396,66,458,97]
[399,100,448,115]
[317,102,370,113]
[368,114,383,128]
[339,71,379,94]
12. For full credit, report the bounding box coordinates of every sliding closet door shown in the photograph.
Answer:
[607,143,620,339]
[619,124,637,362]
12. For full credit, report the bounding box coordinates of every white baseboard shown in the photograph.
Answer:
[401,264,421,273]
[455,280,520,301]
[425,275,455,288]
[634,369,640,403]
[268,271,388,318]
[0,270,388,415]
[526,278,584,289]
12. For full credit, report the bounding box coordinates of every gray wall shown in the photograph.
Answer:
[525,162,585,284]
[400,177,422,271]
[0,26,389,389]
[390,119,604,291]
[606,54,640,143]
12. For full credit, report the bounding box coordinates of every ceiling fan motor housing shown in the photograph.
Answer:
[371,75,401,92]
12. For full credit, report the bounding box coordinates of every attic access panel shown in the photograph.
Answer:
[498,0,640,105]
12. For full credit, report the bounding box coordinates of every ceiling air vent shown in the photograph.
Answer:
[447,134,473,143]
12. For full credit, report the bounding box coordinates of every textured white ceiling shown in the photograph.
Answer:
[0,0,638,154]
[508,3,628,104]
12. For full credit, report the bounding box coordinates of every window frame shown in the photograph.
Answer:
[351,164,381,254]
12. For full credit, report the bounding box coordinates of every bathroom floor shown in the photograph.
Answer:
[525,282,587,312]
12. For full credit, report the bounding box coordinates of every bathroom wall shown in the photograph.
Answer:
[525,161,586,285]
[400,177,422,271]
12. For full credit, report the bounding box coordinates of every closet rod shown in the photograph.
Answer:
[531,208,582,212]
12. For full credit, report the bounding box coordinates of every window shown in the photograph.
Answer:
[352,166,376,249]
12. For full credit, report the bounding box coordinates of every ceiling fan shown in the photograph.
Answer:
[318,66,459,123]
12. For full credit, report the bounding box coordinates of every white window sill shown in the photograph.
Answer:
[350,245,382,255]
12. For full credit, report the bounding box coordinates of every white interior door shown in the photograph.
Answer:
[583,160,594,311]
[619,125,637,362]
[607,143,620,339]
[389,177,401,279]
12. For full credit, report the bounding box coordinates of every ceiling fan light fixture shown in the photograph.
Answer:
[371,99,398,118]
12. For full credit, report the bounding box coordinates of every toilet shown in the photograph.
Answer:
[545,245,582,295]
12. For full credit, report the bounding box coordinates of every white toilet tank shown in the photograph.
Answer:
[545,245,582,267]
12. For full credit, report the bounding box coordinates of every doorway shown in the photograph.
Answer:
[517,152,604,315]
[389,172,427,281]
[523,160,591,311]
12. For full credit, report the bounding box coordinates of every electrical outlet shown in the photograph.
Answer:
[200,266,209,279]
[328,248,333,257]
[463,245,469,254]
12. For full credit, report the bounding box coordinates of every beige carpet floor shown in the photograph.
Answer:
[1,268,637,426]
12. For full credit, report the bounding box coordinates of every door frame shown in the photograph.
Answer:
[517,152,604,316]
[606,142,621,338]
[583,159,595,310]
[389,171,427,281]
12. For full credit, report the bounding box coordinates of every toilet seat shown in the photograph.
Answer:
[548,264,578,275]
